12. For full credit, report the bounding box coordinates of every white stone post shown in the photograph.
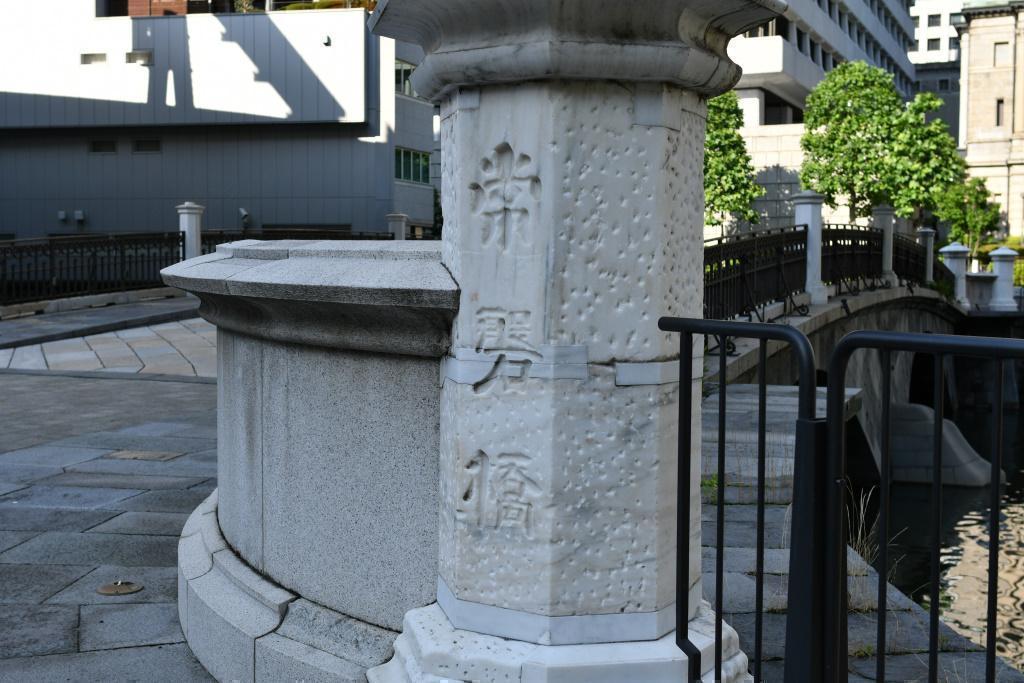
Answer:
[917,227,936,284]
[369,1,781,680]
[940,241,971,307]
[990,246,1019,311]
[794,191,829,305]
[176,202,204,261]
[872,204,898,286]
[386,213,409,241]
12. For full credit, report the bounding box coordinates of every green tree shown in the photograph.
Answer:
[933,178,1001,258]
[888,92,964,225]
[801,61,903,220]
[704,91,763,228]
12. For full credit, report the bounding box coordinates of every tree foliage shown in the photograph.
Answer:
[888,92,964,221]
[801,62,902,219]
[801,61,962,222]
[933,178,1001,258]
[704,91,763,227]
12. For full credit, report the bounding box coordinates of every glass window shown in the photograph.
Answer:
[996,98,1005,127]
[995,42,1011,66]
[950,37,960,51]
[938,79,950,91]
[395,148,432,185]
[89,140,116,154]
[928,38,940,50]
[927,14,941,26]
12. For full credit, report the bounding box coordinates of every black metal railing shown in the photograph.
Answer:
[818,331,1024,683]
[704,227,810,322]
[822,224,885,295]
[893,232,928,285]
[0,232,184,306]
[658,317,820,682]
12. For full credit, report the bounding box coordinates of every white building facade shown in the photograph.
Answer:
[0,2,437,238]
[909,0,962,140]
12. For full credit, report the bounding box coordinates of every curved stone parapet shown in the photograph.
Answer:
[178,492,401,681]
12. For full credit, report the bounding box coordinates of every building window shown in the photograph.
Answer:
[395,148,431,184]
[938,79,950,91]
[995,41,1011,66]
[80,53,107,65]
[132,139,162,154]
[950,37,960,52]
[928,38,940,51]
[996,99,1005,126]
[89,140,117,154]
[927,14,941,26]
[395,60,417,98]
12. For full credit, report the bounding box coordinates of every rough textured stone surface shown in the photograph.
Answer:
[0,445,111,467]
[120,489,212,514]
[86,511,189,536]
[0,643,214,682]
[0,531,177,567]
[79,603,184,651]
[0,485,144,510]
[0,604,79,658]
[256,633,367,682]
[0,562,93,604]
[34,471,205,491]
[218,330,442,631]
[275,599,397,669]
[0,506,120,532]
[0,529,36,553]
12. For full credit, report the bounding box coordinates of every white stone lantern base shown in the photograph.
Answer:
[367,604,749,683]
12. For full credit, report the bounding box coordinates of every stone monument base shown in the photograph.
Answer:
[178,492,399,682]
[367,603,749,683]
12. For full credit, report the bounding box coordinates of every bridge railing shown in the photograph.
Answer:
[704,227,809,322]
[821,224,885,295]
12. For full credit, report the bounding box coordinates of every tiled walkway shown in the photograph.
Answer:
[0,320,216,378]
[0,371,217,680]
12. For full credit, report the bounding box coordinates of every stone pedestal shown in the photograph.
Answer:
[369,0,781,680]
[940,241,971,307]
[162,241,459,681]
[177,202,204,261]
[872,204,898,286]
[990,246,1019,311]
[794,191,829,305]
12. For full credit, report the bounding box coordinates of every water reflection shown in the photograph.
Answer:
[887,407,1024,669]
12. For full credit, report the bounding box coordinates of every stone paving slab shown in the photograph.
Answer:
[119,489,217,514]
[0,531,178,567]
[0,299,199,350]
[0,563,94,604]
[0,445,111,467]
[0,643,214,681]
[68,456,217,479]
[0,507,121,532]
[45,565,179,605]
[0,463,64,485]
[80,603,184,651]
[0,485,144,510]
[0,530,37,553]
[87,511,190,537]
[0,604,79,658]
[49,432,215,455]
[0,481,25,496]
[34,471,206,491]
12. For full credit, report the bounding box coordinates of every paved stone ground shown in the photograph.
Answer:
[0,319,216,378]
[0,298,199,349]
[0,371,216,681]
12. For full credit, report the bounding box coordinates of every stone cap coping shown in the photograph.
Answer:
[966,271,998,280]
[991,246,1019,259]
[161,240,459,357]
[939,242,970,256]
[369,0,787,100]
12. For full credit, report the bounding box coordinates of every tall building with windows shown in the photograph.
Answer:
[909,0,962,139]
[724,0,917,229]
[957,0,1024,237]
[0,1,436,239]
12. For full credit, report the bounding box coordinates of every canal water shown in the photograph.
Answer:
[886,377,1024,669]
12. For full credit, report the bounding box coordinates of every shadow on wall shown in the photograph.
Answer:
[0,10,360,126]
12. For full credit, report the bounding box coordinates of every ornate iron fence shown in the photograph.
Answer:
[0,232,184,306]
[704,227,810,322]
[822,224,885,295]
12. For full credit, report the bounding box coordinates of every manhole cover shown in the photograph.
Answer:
[106,450,180,461]
[97,580,143,596]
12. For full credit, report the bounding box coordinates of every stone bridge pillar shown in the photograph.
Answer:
[872,204,898,286]
[941,241,971,307]
[369,0,782,680]
[990,246,1019,311]
[177,201,204,261]
[794,191,829,305]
